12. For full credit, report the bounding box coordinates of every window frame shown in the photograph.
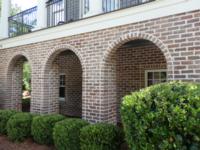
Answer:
[145,69,167,87]
[59,73,66,101]
[102,0,120,13]
[52,0,65,25]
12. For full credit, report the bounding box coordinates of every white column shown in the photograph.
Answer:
[0,0,11,39]
[83,0,103,18]
[35,0,47,30]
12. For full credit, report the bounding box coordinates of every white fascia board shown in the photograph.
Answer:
[0,0,199,49]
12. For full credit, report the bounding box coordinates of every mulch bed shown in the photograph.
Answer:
[0,135,128,150]
[0,135,55,150]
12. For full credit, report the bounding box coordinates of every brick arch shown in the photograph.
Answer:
[102,32,173,68]
[99,32,174,124]
[40,44,84,115]
[5,52,32,110]
[6,52,33,76]
[42,44,84,74]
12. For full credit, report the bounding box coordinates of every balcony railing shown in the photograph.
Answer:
[47,0,154,27]
[8,6,37,37]
[8,0,154,37]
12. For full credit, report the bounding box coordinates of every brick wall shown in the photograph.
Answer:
[6,55,27,110]
[54,51,82,117]
[0,10,199,124]
[116,40,167,122]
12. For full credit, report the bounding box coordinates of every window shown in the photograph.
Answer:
[47,0,65,27]
[59,74,65,101]
[53,1,64,25]
[83,0,90,15]
[145,70,167,87]
[103,0,120,12]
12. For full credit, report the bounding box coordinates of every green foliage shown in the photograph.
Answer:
[10,3,21,16]
[80,123,123,150]
[31,114,65,145]
[23,62,31,91]
[53,119,89,150]
[0,110,17,135]
[0,0,21,17]
[6,113,32,142]
[121,81,200,150]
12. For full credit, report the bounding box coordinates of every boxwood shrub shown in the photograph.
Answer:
[121,81,200,150]
[31,114,65,145]
[80,123,123,150]
[0,110,17,135]
[6,112,32,142]
[53,118,89,150]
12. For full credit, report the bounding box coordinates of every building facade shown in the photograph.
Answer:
[0,0,199,124]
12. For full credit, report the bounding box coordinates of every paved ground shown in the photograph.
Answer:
[0,135,55,150]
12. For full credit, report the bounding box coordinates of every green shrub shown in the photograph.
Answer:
[6,112,32,142]
[80,123,123,150]
[0,110,17,135]
[31,114,65,145]
[121,81,200,150]
[53,118,89,150]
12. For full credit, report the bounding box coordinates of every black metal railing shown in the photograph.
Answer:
[8,6,37,37]
[103,0,153,12]
[47,0,155,27]
[8,0,155,37]
[46,0,81,27]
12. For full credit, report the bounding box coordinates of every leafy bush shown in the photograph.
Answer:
[6,112,32,142]
[23,62,31,91]
[0,110,17,134]
[121,81,200,150]
[53,118,89,150]
[80,123,123,150]
[31,114,65,145]
[22,98,30,106]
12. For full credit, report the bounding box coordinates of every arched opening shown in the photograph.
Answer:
[7,55,32,112]
[104,39,168,123]
[44,50,82,118]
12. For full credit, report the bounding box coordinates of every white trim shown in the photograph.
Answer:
[145,69,167,87]
[0,0,199,49]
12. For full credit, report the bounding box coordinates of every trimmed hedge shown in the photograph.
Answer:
[121,81,200,150]
[53,118,89,150]
[0,110,17,135]
[80,123,123,150]
[31,114,65,145]
[6,112,32,142]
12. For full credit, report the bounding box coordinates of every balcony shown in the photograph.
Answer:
[8,6,37,37]
[5,0,154,38]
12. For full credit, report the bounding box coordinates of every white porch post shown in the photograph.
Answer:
[35,0,47,30]
[0,0,11,39]
[83,0,103,18]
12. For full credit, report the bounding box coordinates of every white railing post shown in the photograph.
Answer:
[83,0,103,18]
[0,0,11,39]
[35,0,48,30]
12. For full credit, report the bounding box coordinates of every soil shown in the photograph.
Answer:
[0,135,128,150]
[0,135,55,150]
